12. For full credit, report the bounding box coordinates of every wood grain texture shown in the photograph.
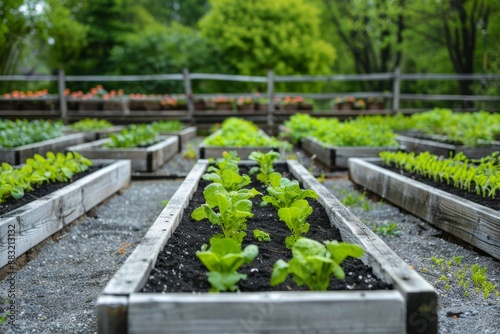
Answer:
[128,291,405,334]
[102,160,209,296]
[287,160,437,334]
[66,136,178,172]
[302,136,399,169]
[97,295,128,334]
[164,126,197,152]
[0,133,87,165]
[396,135,500,159]
[0,160,131,268]
[349,158,500,261]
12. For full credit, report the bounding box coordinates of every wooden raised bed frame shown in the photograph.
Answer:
[0,160,131,269]
[396,134,500,159]
[159,126,197,152]
[349,158,500,261]
[302,136,399,170]
[66,136,178,172]
[0,133,87,165]
[97,160,437,334]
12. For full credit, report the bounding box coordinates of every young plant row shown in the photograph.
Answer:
[380,151,500,199]
[283,113,398,147]
[70,118,114,131]
[190,150,363,293]
[0,152,92,204]
[104,121,184,148]
[0,119,64,148]
[203,118,289,150]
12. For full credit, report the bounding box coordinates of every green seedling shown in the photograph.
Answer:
[277,200,312,248]
[249,151,281,187]
[262,173,318,209]
[253,229,271,242]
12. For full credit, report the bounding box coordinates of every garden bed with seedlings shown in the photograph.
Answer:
[395,134,500,159]
[0,154,131,269]
[348,152,500,260]
[98,152,436,334]
[66,125,178,172]
[64,119,126,142]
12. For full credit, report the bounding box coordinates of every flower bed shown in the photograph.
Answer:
[0,159,131,268]
[66,136,178,172]
[348,157,500,260]
[97,159,436,334]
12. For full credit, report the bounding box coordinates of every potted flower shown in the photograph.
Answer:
[236,97,254,111]
[212,96,235,111]
[280,96,302,111]
[366,97,385,110]
[353,98,366,110]
[332,96,356,110]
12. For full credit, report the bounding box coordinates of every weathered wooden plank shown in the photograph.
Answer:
[128,291,405,334]
[349,158,500,261]
[302,136,399,170]
[0,133,87,165]
[0,160,131,268]
[97,295,128,334]
[287,160,438,334]
[158,126,197,152]
[102,160,209,295]
[67,136,178,172]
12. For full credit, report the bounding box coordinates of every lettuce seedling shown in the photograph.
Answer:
[277,200,312,248]
[253,229,271,242]
[271,237,364,291]
[191,183,260,244]
[196,238,258,292]
[262,173,318,209]
[249,150,281,186]
[203,151,251,191]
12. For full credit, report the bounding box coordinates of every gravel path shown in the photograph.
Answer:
[1,140,499,333]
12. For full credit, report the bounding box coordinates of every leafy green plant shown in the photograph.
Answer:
[202,151,251,191]
[0,298,10,325]
[262,173,318,209]
[182,144,197,159]
[372,221,401,236]
[271,237,364,291]
[70,118,113,131]
[105,124,158,148]
[196,238,258,292]
[380,151,500,199]
[278,200,312,248]
[150,120,184,133]
[249,150,281,186]
[253,229,271,242]
[191,183,260,244]
[0,119,64,148]
[0,152,92,204]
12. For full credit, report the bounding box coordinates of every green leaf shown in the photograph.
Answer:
[271,259,290,286]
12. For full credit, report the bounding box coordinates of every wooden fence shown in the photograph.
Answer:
[1,68,500,127]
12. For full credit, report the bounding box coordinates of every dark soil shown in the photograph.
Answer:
[0,165,102,216]
[142,165,392,293]
[384,164,500,211]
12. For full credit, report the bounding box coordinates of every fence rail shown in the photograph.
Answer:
[1,68,499,126]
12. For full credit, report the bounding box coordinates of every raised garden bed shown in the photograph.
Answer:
[66,136,178,172]
[97,159,437,334]
[0,133,87,165]
[0,159,131,268]
[64,126,127,142]
[302,136,400,170]
[348,157,500,260]
[396,134,500,159]
[158,126,197,153]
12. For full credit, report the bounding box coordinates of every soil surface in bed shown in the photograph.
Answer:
[142,164,392,293]
[0,165,101,216]
[383,164,500,211]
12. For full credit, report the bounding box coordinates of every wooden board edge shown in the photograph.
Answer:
[97,295,128,334]
[102,160,209,296]
[287,159,438,334]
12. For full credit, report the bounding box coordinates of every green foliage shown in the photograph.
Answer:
[271,237,364,291]
[380,151,500,199]
[202,151,251,192]
[196,238,258,292]
[278,200,312,248]
[199,0,336,90]
[70,118,114,131]
[339,190,370,211]
[191,183,260,244]
[150,120,184,133]
[0,151,92,204]
[372,221,401,237]
[182,144,198,160]
[0,119,64,148]
[249,150,281,186]
[203,118,288,149]
[105,124,158,148]
[262,173,318,209]
[253,229,271,242]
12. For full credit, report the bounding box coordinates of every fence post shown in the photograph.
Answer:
[57,69,68,124]
[183,68,194,123]
[266,69,275,129]
[392,67,401,113]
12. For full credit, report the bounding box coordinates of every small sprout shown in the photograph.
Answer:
[422,268,428,273]
[439,275,448,281]
[453,256,463,266]
[445,283,450,291]
[253,229,271,242]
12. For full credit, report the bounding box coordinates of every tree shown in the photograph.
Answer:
[140,0,210,27]
[198,0,336,81]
